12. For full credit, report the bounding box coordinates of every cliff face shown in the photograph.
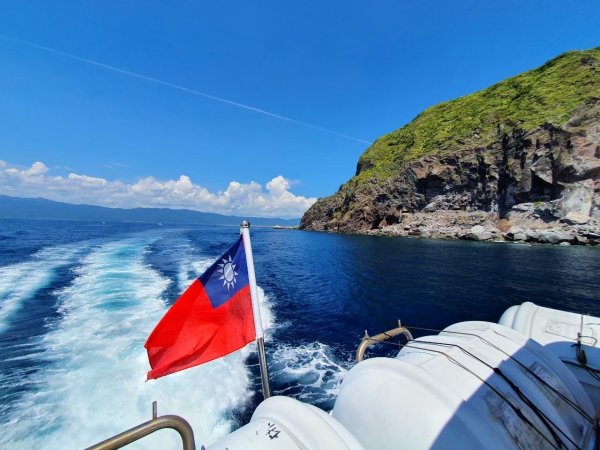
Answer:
[301,48,600,244]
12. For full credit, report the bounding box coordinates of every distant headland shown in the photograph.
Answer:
[301,46,600,245]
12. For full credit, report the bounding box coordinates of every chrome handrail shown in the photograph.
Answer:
[356,321,413,363]
[86,402,196,450]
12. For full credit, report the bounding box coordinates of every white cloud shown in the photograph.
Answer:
[26,161,49,176]
[0,161,316,218]
[67,173,108,186]
[266,175,290,194]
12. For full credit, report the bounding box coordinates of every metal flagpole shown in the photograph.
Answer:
[240,220,271,399]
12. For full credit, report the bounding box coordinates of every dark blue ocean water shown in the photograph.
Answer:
[0,218,599,448]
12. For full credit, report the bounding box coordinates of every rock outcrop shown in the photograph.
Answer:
[301,47,600,245]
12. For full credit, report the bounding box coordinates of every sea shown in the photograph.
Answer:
[0,218,598,449]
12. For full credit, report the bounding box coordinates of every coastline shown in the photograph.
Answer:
[307,210,600,246]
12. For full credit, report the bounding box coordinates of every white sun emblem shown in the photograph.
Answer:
[217,255,238,290]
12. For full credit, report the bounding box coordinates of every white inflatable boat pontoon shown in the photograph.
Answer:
[88,302,600,450]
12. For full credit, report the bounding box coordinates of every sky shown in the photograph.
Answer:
[0,1,599,218]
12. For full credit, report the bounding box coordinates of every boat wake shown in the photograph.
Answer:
[269,342,349,410]
[0,245,84,332]
[0,237,260,448]
[0,232,349,449]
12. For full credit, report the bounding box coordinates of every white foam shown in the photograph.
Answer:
[0,246,82,332]
[1,232,345,449]
[177,250,212,294]
[269,342,349,406]
[0,237,259,449]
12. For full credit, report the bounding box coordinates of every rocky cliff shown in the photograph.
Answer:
[301,47,600,245]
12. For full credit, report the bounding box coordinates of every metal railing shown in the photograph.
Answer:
[86,402,196,450]
[356,321,413,363]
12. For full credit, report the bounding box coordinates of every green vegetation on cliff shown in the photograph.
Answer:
[356,46,600,182]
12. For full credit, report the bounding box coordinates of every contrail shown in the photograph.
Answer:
[0,34,373,145]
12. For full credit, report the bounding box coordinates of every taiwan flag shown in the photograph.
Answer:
[145,235,256,380]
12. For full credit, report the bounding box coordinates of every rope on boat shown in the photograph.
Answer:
[357,323,598,450]
[407,326,595,424]
[396,341,566,450]
[411,338,576,450]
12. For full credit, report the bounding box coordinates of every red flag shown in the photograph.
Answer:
[145,236,255,380]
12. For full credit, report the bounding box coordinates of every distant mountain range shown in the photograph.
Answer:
[0,195,299,226]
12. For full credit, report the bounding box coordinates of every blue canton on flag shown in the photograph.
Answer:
[199,236,250,308]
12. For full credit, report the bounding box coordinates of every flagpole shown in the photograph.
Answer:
[240,220,271,399]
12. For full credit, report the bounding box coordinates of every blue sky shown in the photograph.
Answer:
[0,1,599,217]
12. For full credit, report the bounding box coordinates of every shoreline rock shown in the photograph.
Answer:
[358,211,599,246]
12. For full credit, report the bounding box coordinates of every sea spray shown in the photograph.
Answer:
[0,237,257,449]
[0,226,367,449]
[268,342,349,410]
[0,245,84,332]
